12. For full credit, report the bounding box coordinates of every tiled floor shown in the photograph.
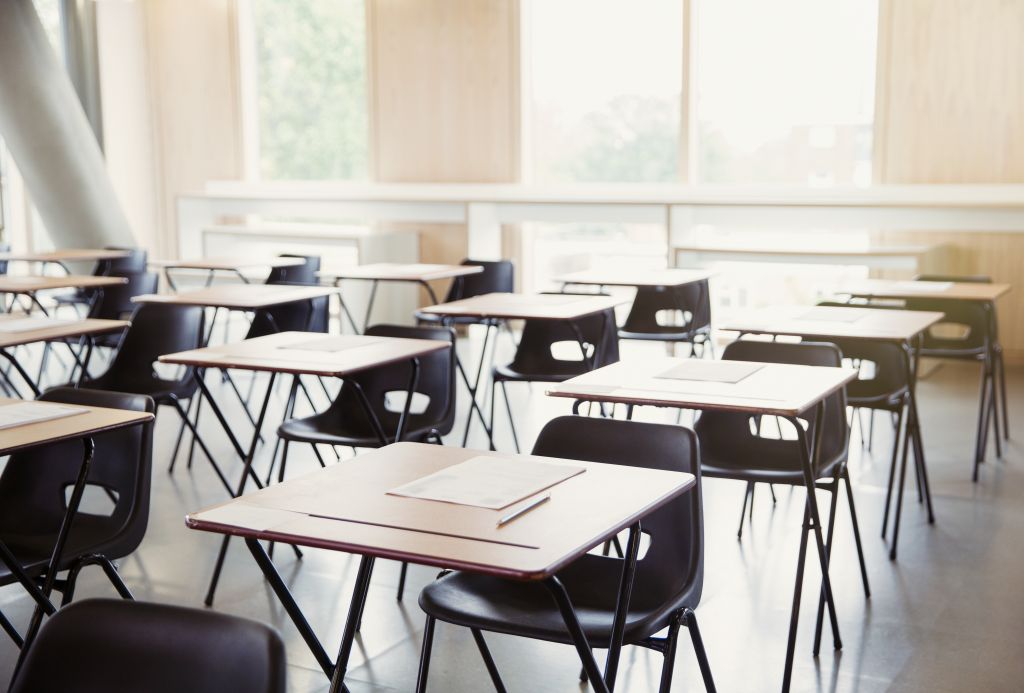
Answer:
[1,333,1021,692]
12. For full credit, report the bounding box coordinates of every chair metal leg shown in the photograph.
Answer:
[397,561,409,601]
[470,629,508,693]
[543,576,609,693]
[812,477,841,656]
[890,417,914,561]
[881,403,906,539]
[997,348,1009,440]
[682,608,716,693]
[499,381,520,453]
[843,470,871,598]
[0,609,23,648]
[973,363,990,481]
[737,482,752,539]
[781,504,811,693]
[657,620,681,693]
[415,615,437,693]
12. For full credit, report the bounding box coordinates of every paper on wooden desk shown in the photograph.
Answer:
[387,456,585,510]
[0,401,86,431]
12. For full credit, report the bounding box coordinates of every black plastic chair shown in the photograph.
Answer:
[77,304,234,494]
[619,278,713,357]
[491,295,619,452]
[54,246,149,311]
[246,292,330,340]
[80,272,160,350]
[910,274,1006,475]
[0,242,9,276]
[9,598,286,693]
[415,415,714,693]
[265,254,320,285]
[276,324,457,463]
[696,339,869,656]
[0,388,154,645]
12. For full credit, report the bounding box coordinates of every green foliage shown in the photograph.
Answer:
[252,0,368,180]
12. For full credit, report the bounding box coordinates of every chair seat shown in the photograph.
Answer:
[618,327,709,342]
[701,449,846,485]
[419,554,693,649]
[847,385,908,412]
[415,311,497,327]
[918,347,988,360]
[492,362,587,384]
[0,518,130,586]
[277,410,437,447]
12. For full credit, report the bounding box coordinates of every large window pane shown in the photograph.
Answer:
[694,0,878,186]
[525,0,682,183]
[249,0,368,180]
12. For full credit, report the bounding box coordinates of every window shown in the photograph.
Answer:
[694,0,878,186]
[524,0,683,183]
[245,0,368,180]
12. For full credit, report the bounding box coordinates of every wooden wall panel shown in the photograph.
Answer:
[875,0,1024,359]
[367,0,520,292]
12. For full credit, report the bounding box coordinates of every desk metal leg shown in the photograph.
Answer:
[458,322,497,449]
[329,555,376,693]
[15,438,95,670]
[0,349,40,397]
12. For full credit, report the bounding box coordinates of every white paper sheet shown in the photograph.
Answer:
[387,456,585,510]
[0,317,75,333]
[0,401,87,431]
[281,336,382,352]
[656,360,763,384]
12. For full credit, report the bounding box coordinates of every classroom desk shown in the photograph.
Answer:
[149,256,306,291]
[719,305,945,559]
[0,249,130,275]
[133,284,338,312]
[161,331,451,606]
[0,398,153,655]
[547,357,857,693]
[554,267,713,289]
[319,263,483,333]
[0,315,130,396]
[186,441,695,693]
[418,292,625,449]
[0,275,127,316]
[840,279,1011,303]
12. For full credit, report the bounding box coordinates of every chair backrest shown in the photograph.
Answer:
[532,416,703,611]
[329,324,457,440]
[246,294,330,339]
[0,388,154,559]
[507,294,619,379]
[621,278,712,336]
[265,254,320,285]
[443,259,515,301]
[86,272,160,321]
[9,599,286,693]
[815,303,909,403]
[100,246,148,275]
[93,303,205,396]
[0,242,9,275]
[695,340,848,475]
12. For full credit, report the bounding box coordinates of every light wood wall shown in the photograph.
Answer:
[366,0,521,294]
[875,0,1024,359]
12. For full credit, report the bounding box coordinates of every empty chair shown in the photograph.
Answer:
[80,271,160,350]
[265,254,320,285]
[491,295,619,452]
[910,274,1006,475]
[77,303,235,495]
[54,246,149,311]
[416,259,515,323]
[0,388,154,645]
[696,340,868,658]
[9,599,286,693]
[276,324,457,465]
[619,278,713,357]
[246,293,330,339]
[416,415,714,693]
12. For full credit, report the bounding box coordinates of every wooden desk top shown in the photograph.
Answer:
[719,305,945,343]
[321,262,484,282]
[0,397,153,455]
[160,331,449,377]
[674,243,936,258]
[547,358,857,417]
[149,256,306,271]
[0,275,127,293]
[840,279,1011,302]
[419,292,626,321]
[186,442,695,580]
[132,284,338,310]
[0,316,130,349]
[0,249,129,264]
[554,268,714,288]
